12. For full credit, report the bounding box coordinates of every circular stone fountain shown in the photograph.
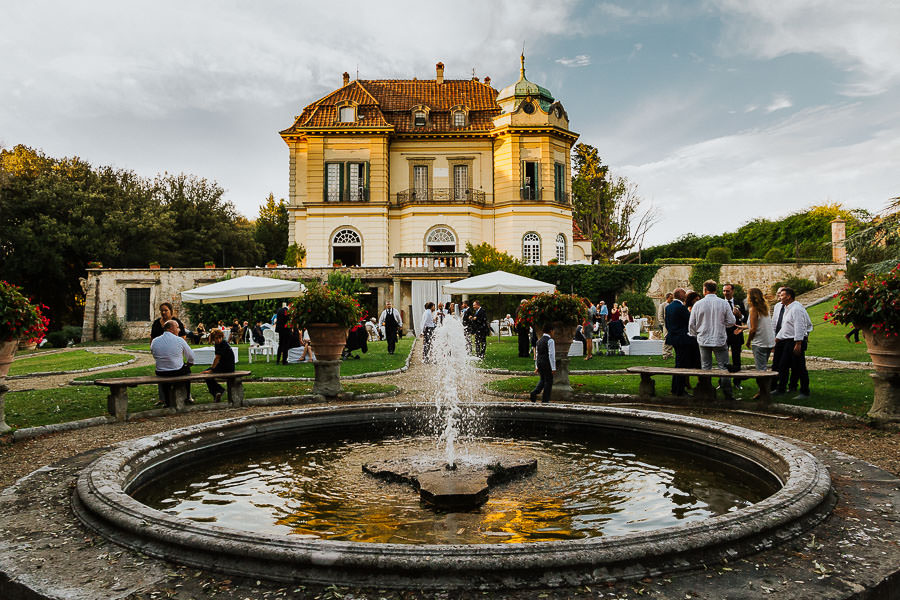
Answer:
[73,401,834,589]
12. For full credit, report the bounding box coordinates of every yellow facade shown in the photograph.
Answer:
[280,59,590,268]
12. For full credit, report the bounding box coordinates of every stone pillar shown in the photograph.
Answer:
[868,371,900,424]
[831,218,847,265]
[0,383,10,434]
[313,360,343,397]
[550,325,576,401]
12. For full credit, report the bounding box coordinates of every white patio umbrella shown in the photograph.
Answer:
[181,275,305,304]
[442,271,556,339]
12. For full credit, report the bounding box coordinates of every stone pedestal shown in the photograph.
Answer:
[868,371,900,424]
[550,324,576,401]
[0,383,10,434]
[312,360,342,397]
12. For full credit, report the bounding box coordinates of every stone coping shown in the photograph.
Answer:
[72,402,834,589]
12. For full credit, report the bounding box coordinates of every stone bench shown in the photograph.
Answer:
[94,370,252,420]
[625,366,780,404]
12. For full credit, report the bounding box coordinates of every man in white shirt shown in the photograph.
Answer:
[529,323,557,403]
[378,301,403,354]
[421,302,436,363]
[150,320,196,407]
[688,280,736,399]
[772,287,813,399]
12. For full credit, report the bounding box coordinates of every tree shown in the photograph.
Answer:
[571,143,656,262]
[254,193,289,264]
[845,196,900,280]
[466,242,531,277]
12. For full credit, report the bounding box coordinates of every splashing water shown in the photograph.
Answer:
[427,315,480,467]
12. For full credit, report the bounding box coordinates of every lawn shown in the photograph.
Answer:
[8,350,133,376]
[91,338,414,381]
[486,369,875,417]
[3,381,397,430]
[806,301,871,362]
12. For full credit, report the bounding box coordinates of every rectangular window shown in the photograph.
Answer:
[453,165,468,201]
[348,162,366,201]
[522,161,539,200]
[453,111,466,127]
[414,111,427,127]
[125,288,150,322]
[339,107,354,123]
[325,163,342,202]
[554,162,565,203]
[413,165,428,199]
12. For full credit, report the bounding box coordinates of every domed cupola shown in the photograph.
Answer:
[496,54,556,115]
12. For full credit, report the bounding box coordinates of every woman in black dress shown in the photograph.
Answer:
[202,328,234,402]
[150,302,186,340]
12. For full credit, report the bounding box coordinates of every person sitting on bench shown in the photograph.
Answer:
[150,319,195,406]
[202,328,234,403]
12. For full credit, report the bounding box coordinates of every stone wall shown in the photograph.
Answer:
[646,263,845,303]
[81,267,394,341]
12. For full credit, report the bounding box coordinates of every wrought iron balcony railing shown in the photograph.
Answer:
[395,188,486,206]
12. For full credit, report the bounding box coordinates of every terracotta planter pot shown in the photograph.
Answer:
[863,328,900,373]
[17,339,37,351]
[306,323,349,361]
[0,339,18,380]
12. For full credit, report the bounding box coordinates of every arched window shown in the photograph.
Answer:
[426,227,456,252]
[522,232,541,265]
[332,228,362,266]
[556,233,567,264]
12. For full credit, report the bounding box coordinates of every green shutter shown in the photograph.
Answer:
[365,161,370,201]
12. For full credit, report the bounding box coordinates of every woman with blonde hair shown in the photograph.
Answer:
[745,287,776,399]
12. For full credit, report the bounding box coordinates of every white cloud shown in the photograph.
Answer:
[618,100,900,245]
[556,55,592,68]
[765,94,793,112]
[712,0,900,96]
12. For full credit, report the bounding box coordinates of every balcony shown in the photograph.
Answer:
[394,188,486,206]
[520,188,571,204]
[324,188,369,203]
[393,252,469,275]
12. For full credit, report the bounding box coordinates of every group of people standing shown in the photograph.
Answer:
[417,300,489,362]
[663,281,812,400]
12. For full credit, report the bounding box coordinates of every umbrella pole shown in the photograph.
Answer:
[498,293,501,341]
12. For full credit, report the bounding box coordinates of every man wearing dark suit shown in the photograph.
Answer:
[470,299,489,358]
[529,323,556,403]
[275,303,290,365]
[723,283,747,386]
[665,288,694,396]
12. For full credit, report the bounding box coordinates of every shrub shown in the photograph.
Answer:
[98,313,124,341]
[705,247,731,263]
[616,292,654,317]
[653,257,704,265]
[45,330,69,348]
[772,276,817,296]
[826,265,900,336]
[731,258,765,264]
[763,248,786,263]
[0,281,47,342]
[62,325,82,344]
[288,280,362,329]
[284,243,306,267]
[517,292,589,329]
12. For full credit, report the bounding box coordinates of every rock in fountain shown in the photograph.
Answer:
[364,314,537,509]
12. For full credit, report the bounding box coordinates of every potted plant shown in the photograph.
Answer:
[332,259,343,268]
[267,260,278,268]
[149,261,160,270]
[204,261,216,269]
[826,265,900,372]
[287,280,362,361]
[1,281,48,379]
[547,258,559,266]
[87,261,103,269]
[516,292,588,400]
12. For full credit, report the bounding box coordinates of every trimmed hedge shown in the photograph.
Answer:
[705,247,731,263]
[530,264,661,300]
[653,257,704,265]
[616,291,655,317]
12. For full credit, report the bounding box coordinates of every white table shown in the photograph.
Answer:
[191,346,239,365]
[622,339,664,356]
[567,341,583,357]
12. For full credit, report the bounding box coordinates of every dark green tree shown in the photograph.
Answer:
[571,143,656,262]
[466,242,531,277]
[254,193,289,264]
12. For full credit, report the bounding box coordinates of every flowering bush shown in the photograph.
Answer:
[516,291,588,329]
[1,281,48,343]
[288,280,362,330]
[825,264,900,337]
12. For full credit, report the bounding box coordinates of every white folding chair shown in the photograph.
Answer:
[250,328,278,363]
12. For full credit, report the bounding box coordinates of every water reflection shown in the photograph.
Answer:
[134,435,772,544]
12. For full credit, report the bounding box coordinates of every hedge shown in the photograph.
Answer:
[653,257,704,265]
[530,264,661,300]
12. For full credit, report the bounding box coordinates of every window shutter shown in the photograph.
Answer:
[365,161,370,201]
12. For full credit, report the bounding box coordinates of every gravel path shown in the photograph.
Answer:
[1,344,896,493]
[4,346,154,392]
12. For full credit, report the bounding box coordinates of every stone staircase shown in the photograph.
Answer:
[796,278,848,308]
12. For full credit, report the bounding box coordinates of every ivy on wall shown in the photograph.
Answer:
[688,262,722,293]
[530,264,661,300]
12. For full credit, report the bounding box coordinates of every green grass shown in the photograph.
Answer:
[3,381,397,430]
[478,337,756,371]
[80,338,414,381]
[8,350,132,376]
[486,369,875,417]
[806,301,871,362]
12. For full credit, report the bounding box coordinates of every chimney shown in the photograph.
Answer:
[484,76,491,86]
[435,62,444,84]
[342,72,350,86]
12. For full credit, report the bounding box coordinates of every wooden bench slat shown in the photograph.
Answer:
[94,370,252,387]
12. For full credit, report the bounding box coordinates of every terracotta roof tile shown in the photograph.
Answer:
[284,78,501,134]
[573,219,589,241]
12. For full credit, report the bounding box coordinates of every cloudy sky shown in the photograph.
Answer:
[2,0,897,247]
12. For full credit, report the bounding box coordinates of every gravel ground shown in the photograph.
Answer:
[4,345,154,392]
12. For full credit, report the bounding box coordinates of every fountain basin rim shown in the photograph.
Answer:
[73,402,833,584]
